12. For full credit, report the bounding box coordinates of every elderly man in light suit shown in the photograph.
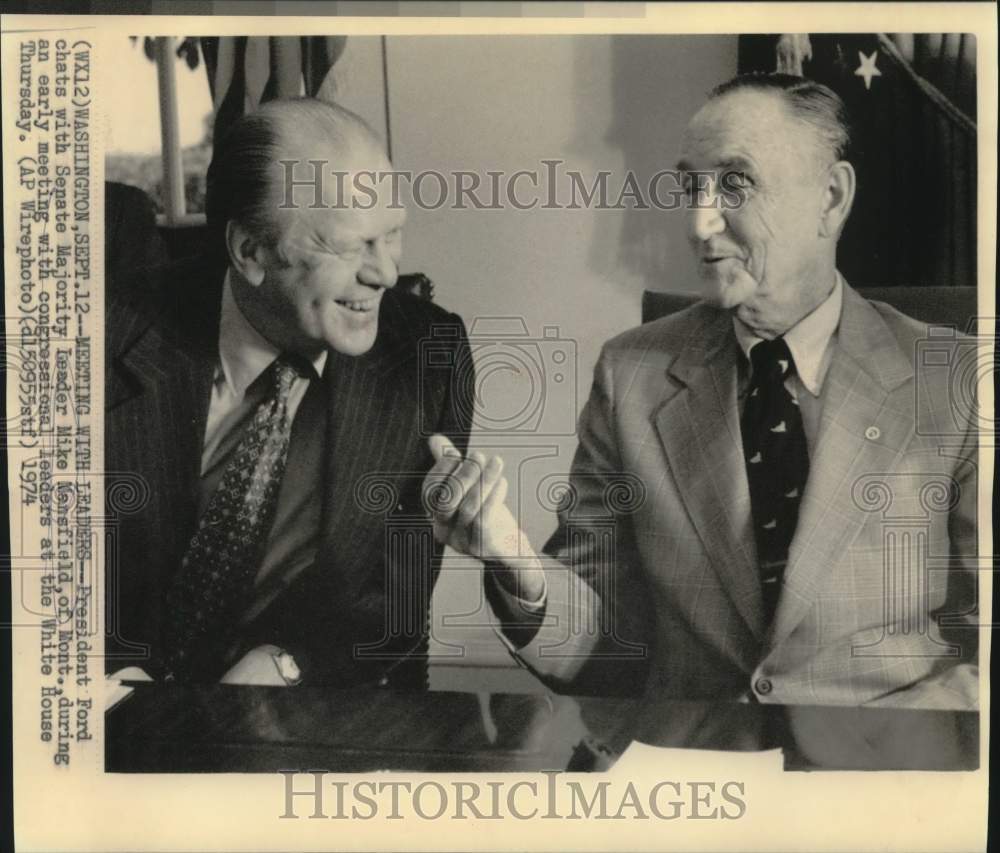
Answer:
[424,73,979,709]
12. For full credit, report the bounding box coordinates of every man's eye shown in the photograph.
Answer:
[718,172,753,210]
[721,171,753,191]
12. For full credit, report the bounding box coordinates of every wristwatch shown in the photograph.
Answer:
[270,649,303,686]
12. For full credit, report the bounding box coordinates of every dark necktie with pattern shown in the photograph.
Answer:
[162,355,304,680]
[740,337,810,625]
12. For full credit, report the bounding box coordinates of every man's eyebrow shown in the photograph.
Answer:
[716,156,755,173]
[674,156,755,174]
[309,232,361,252]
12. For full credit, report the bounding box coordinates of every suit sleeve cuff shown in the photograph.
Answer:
[483,561,548,650]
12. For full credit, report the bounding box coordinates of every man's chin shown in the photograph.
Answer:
[315,304,381,356]
[326,330,378,357]
[701,269,758,310]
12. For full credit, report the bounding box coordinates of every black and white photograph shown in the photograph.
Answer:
[2,5,995,852]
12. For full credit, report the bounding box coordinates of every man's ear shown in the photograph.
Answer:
[818,160,856,239]
[225,220,268,286]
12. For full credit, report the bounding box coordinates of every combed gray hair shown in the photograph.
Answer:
[709,72,853,164]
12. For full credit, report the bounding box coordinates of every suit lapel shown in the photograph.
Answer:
[654,310,765,640]
[117,327,216,503]
[109,265,222,534]
[769,284,915,648]
[316,297,424,609]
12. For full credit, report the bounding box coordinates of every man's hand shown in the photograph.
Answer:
[424,435,528,561]
[424,435,545,601]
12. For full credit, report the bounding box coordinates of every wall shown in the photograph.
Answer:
[324,35,389,143]
[382,35,737,674]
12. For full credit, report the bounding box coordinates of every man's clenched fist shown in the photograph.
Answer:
[423,435,545,601]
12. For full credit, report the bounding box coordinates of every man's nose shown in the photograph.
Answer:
[689,186,726,242]
[358,240,398,288]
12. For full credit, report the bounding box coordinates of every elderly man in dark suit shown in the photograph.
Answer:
[425,74,979,709]
[106,98,472,686]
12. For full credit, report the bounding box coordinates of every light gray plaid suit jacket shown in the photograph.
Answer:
[502,283,979,709]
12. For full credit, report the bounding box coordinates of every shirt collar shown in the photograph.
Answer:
[733,272,843,397]
[218,271,328,396]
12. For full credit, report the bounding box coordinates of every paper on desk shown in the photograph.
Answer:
[611,741,784,776]
[105,666,153,711]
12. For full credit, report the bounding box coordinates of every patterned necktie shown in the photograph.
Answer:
[162,355,303,680]
[740,337,810,624]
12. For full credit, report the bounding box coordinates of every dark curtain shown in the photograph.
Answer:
[200,36,348,147]
[739,34,977,289]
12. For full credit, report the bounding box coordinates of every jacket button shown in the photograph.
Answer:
[755,677,773,695]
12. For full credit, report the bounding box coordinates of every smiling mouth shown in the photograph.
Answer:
[334,296,380,313]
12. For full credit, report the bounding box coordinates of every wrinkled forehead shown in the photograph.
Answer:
[680,90,821,172]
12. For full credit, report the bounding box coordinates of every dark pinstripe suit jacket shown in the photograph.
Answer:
[105,259,473,686]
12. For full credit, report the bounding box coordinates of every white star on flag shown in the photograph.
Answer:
[855,50,882,90]
[771,421,787,433]
[778,359,788,373]
[749,451,762,463]
[763,519,778,530]
[785,487,799,498]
